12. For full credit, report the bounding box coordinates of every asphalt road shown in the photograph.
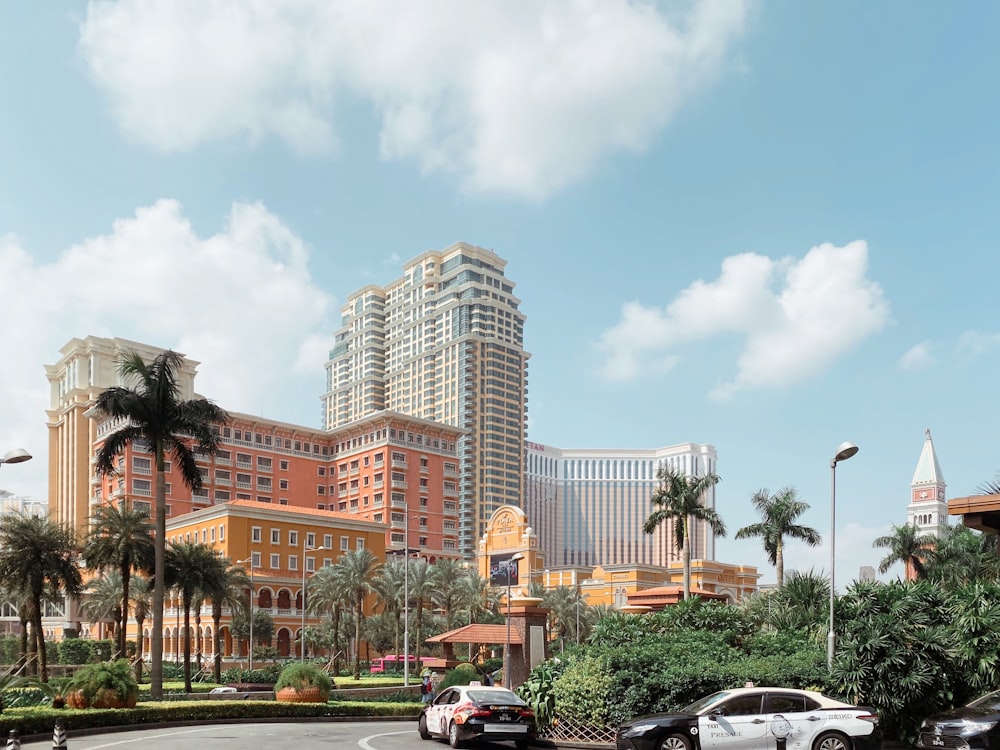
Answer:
[19,720,430,750]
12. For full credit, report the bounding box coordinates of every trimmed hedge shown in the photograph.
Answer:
[0,699,421,736]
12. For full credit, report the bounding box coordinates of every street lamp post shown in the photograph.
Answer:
[301,542,331,662]
[829,441,859,670]
[504,552,525,687]
[237,557,255,672]
[0,448,32,468]
[403,504,410,687]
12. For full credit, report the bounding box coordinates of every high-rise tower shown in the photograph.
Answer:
[907,428,948,539]
[323,242,529,559]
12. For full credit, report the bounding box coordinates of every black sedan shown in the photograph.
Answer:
[616,687,881,750]
[419,684,536,749]
[918,690,1000,750]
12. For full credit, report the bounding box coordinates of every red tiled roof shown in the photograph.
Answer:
[427,624,522,645]
[227,498,366,523]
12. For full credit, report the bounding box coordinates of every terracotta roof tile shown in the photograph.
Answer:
[427,624,522,645]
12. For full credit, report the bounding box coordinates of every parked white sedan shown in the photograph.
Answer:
[419,684,535,749]
[616,688,881,750]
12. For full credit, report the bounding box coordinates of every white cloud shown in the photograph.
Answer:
[899,341,935,371]
[596,241,889,398]
[78,0,749,199]
[956,330,1000,358]
[0,200,334,500]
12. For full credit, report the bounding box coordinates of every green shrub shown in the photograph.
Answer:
[70,659,139,706]
[221,664,281,685]
[57,639,95,666]
[274,662,333,696]
[0,638,18,665]
[551,653,614,726]
[92,640,115,662]
[435,663,479,691]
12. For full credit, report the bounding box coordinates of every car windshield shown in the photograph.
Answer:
[967,691,1000,711]
[683,692,732,714]
[468,689,524,705]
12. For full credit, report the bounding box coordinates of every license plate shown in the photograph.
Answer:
[485,724,528,733]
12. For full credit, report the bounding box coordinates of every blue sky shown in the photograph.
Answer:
[2,1,998,587]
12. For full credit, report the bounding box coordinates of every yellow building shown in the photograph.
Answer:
[155,500,386,661]
[478,505,759,606]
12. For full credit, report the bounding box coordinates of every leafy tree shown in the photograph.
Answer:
[767,568,830,634]
[82,504,155,659]
[734,487,820,588]
[163,541,228,692]
[93,349,229,698]
[833,580,953,743]
[459,572,501,624]
[643,467,726,599]
[947,582,1000,702]
[924,524,1000,588]
[0,513,83,681]
[335,548,381,679]
[873,523,936,580]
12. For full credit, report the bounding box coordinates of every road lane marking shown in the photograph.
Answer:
[359,729,417,750]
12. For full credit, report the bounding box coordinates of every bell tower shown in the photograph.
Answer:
[906,428,948,539]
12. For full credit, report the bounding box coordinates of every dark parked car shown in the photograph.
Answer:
[616,687,880,750]
[419,684,535,749]
[918,690,1000,750]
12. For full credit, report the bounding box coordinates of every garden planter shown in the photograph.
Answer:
[275,686,327,703]
[65,688,138,709]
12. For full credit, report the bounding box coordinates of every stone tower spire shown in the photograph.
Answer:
[906,428,948,539]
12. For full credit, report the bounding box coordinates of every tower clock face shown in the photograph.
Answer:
[937,488,945,500]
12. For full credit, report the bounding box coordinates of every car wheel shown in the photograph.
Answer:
[449,721,463,749]
[814,732,852,750]
[659,734,693,750]
[418,715,432,740]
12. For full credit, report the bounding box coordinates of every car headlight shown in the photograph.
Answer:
[621,723,660,737]
[961,720,998,734]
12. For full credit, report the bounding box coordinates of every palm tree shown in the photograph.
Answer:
[163,541,228,692]
[873,523,936,580]
[643,467,726,599]
[407,559,434,658]
[430,558,469,630]
[93,349,229,698]
[0,513,83,682]
[734,487,821,588]
[372,561,406,656]
[308,564,350,674]
[541,586,587,650]
[80,571,125,649]
[335,549,381,679]
[208,563,249,683]
[460,573,501,624]
[82,504,155,659]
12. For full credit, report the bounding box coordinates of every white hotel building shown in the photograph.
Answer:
[525,441,719,568]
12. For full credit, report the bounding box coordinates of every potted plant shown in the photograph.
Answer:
[274,662,332,703]
[66,659,139,709]
[26,676,73,709]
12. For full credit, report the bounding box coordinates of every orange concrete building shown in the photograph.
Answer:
[90,409,463,562]
[158,501,386,661]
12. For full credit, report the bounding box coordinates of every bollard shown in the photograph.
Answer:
[51,720,67,750]
[7,729,20,750]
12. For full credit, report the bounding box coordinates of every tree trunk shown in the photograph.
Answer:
[776,542,784,589]
[33,607,48,682]
[183,595,193,693]
[213,606,223,684]
[682,517,692,600]
[354,596,362,680]
[195,605,203,674]
[135,614,146,682]
[120,561,131,659]
[151,454,167,699]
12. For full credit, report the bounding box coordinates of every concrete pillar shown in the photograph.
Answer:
[505,597,549,690]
